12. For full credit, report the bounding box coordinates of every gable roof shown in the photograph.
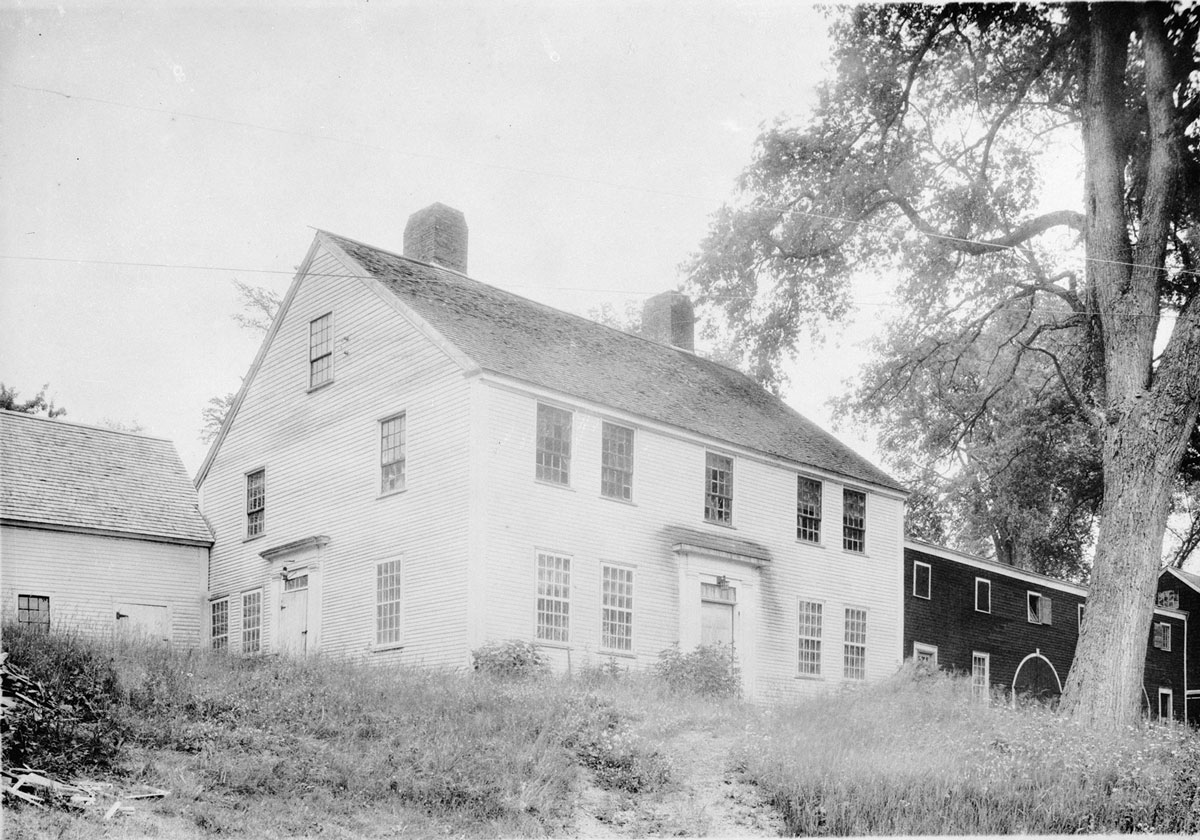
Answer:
[1,411,212,545]
[1161,565,1200,595]
[324,232,904,493]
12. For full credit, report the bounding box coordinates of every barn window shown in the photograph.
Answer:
[1027,592,1052,625]
[1154,622,1172,652]
[309,312,333,389]
[971,652,990,700]
[376,559,403,647]
[600,564,634,651]
[912,561,931,599]
[796,477,822,543]
[242,590,262,654]
[798,600,823,676]
[843,489,866,552]
[17,595,49,631]
[246,469,265,539]
[843,608,867,680]
[380,413,406,494]
[704,452,733,525]
[1159,688,1174,721]
[210,599,229,651]
[975,578,991,613]
[536,404,572,485]
[601,422,635,501]
[536,551,571,643]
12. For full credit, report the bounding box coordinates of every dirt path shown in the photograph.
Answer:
[568,728,786,837]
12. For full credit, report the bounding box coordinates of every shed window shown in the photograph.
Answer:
[1027,592,1052,625]
[536,404,572,485]
[17,595,49,631]
[380,413,406,494]
[1153,622,1172,652]
[309,312,333,388]
[796,477,822,543]
[601,422,634,501]
[912,561,931,599]
[975,578,991,613]
[242,590,262,654]
[704,452,733,525]
[843,489,866,552]
[210,599,229,651]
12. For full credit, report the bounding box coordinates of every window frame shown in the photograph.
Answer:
[972,651,990,700]
[380,412,407,496]
[375,558,404,649]
[1027,591,1052,625]
[535,403,573,486]
[913,642,938,667]
[245,467,266,540]
[1154,621,1172,652]
[241,589,262,654]
[536,550,571,644]
[704,451,734,526]
[842,488,867,553]
[975,578,992,614]
[210,598,229,651]
[1078,603,1085,631]
[16,594,50,631]
[1159,687,1174,721]
[308,312,334,390]
[912,561,931,600]
[600,421,635,502]
[797,599,823,678]
[796,476,822,544]
[600,563,635,653]
[843,607,868,680]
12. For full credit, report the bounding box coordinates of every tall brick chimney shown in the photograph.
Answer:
[641,290,695,351]
[403,203,468,273]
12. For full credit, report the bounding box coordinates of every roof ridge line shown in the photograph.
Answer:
[0,409,171,443]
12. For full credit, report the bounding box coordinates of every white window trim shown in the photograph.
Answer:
[307,311,335,391]
[241,589,263,654]
[379,412,407,497]
[600,421,636,503]
[972,651,990,699]
[912,561,931,600]
[797,598,824,678]
[1078,603,1085,631]
[374,557,405,651]
[703,450,735,527]
[210,597,230,651]
[1159,687,1174,721]
[796,475,823,545]
[1027,591,1049,625]
[244,466,266,541]
[599,562,636,655]
[842,487,868,554]
[912,642,938,666]
[843,606,868,681]
[1154,621,1172,652]
[535,549,572,646]
[535,403,574,488]
[975,578,991,613]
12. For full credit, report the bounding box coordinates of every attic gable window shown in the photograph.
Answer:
[309,313,333,389]
[704,452,733,525]
[843,489,866,552]
[246,469,266,539]
[380,413,406,494]
[601,422,634,501]
[536,404,572,485]
[796,476,822,543]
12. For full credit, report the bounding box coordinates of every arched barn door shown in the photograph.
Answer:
[1012,653,1062,703]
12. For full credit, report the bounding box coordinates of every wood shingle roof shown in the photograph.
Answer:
[0,411,212,545]
[327,233,905,493]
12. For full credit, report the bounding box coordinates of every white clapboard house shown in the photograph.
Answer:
[196,203,907,700]
[0,410,212,644]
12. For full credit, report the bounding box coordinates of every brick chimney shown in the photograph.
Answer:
[403,203,468,273]
[641,290,695,351]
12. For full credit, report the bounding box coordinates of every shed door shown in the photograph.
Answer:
[114,603,169,643]
[279,574,309,655]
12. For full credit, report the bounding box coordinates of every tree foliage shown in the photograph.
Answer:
[688,3,1200,726]
[0,383,66,418]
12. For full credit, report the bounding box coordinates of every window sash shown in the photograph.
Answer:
[976,579,991,613]
[242,591,262,654]
[704,453,733,524]
[601,565,633,651]
[601,422,634,500]
[376,560,403,646]
[798,600,823,676]
[246,470,265,538]
[1154,622,1172,652]
[536,404,572,485]
[381,414,407,494]
[309,313,333,388]
[211,599,229,650]
[843,608,867,679]
[537,552,571,642]
[972,652,990,698]
[17,594,50,630]
[842,489,866,552]
[796,477,822,542]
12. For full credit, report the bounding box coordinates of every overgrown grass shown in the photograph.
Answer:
[736,663,1200,835]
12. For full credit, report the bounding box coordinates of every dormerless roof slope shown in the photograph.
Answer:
[328,233,905,493]
[0,411,212,545]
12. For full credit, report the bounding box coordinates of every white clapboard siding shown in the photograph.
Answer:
[201,243,472,666]
[0,525,207,646]
[474,381,905,699]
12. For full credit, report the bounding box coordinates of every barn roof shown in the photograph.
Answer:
[1,410,212,545]
[325,232,904,493]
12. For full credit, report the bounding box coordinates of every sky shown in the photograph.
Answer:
[1,2,886,477]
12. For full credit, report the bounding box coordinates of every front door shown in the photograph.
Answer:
[279,574,309,655]
[114,603,169,643]
[700,582,736,647]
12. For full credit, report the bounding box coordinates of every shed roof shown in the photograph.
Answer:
[1,411,212,545]
[326,232,904,493]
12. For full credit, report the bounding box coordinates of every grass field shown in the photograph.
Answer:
[4,627,1200,837]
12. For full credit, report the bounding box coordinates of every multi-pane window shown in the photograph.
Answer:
[1154,622,1172,652]
[798,600,823,676]
[246,469,265,538]
[536,404,572,485]
[601,565,634,651]
[796,477,822,542]
[1027,592,1052,625]
[1158,589,1179,609]
[844,608,867,679]
[601,422,635,501]
[843,489,866,552]
[912,561,931,599]
[976,578,992,613]
[972,652,990,699]
[242,591,262,654]
[376,559,403,646]
[309,313,333,388]
[17,595,50,631]
[704,452,733,525]
[211,599,229,650]
[380,414,406,494]
[536,552,571,642]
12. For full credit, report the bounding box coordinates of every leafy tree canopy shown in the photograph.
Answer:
[0,383,66,418]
